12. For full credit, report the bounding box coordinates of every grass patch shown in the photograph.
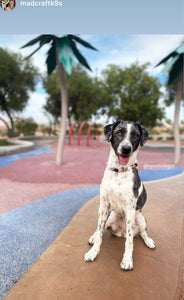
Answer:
[0,139,8,146]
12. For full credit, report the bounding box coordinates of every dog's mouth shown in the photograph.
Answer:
[118,155,129,166]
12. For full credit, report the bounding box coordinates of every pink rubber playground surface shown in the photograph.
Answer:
[0,140,183,214]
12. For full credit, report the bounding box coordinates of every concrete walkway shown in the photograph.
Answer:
[4,173,184,300]
[0,139,34,156]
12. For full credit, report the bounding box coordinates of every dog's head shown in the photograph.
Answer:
[104,120,149,165]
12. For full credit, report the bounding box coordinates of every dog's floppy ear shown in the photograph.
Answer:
[104,120,121,142]
[135,122,149,146]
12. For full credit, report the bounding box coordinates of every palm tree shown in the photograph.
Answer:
[156,42,184,164]
[21,34,97,166]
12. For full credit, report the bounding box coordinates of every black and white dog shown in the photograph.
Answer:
[84,120,155,271]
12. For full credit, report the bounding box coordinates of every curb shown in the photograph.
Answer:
[0,138,34,156]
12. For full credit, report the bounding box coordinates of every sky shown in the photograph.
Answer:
[0,34,184,125]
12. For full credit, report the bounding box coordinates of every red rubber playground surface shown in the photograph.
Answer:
[0,139,183,214]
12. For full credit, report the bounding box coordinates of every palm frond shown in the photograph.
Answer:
[68,35,98,51]
[46,40,56,75]
[21,34,53,49]
[25,45,44,59]
[70,40,92,71]
[21,35,54,59]
[161,54,180,73]
[168,54,183,85]
[155,51,176,67]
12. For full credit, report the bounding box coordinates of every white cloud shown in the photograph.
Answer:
[22,91,47,121]
[85,34,184,76]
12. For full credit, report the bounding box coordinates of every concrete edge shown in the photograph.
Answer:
[18,136,58,141]
[0,138,34,156]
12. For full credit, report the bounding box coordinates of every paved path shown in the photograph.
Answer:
[0,139,183,299]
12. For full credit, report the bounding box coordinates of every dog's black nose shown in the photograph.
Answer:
[121,146,131,155]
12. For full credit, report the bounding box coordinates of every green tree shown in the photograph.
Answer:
[15,117,38,136]
[156,42,184,163]
[101,62,164,127]
[43,64,108,123]
[21,35,97,166]
[67,64,108,122]
[0,48,38,136]
[42,71,61,129]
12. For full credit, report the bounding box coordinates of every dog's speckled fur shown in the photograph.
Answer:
[84,120,155,271]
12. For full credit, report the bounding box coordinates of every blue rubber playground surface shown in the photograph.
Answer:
[140,167,184,181]
[0,145,53,168]
[0,147,183,299]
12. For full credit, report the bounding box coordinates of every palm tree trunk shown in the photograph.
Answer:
[56,51,68,166]
[174,72,183,164]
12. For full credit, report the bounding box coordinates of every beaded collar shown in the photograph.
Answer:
[107,163,138,173]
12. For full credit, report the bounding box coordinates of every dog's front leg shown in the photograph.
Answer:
[84,200,109,262]
[120,208,135,271]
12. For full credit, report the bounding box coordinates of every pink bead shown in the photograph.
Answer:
[118,168,123,172]
[128,166,131,171]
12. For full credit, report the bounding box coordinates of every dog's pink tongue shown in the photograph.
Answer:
[119,155,129,166]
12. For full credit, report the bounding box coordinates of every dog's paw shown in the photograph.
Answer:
[120,257,134,271]
[84,248,98,262]
[144,237,156,249]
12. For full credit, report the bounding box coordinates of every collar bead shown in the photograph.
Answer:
[108,163,138,173]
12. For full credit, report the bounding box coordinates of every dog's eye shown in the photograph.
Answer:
[117,130,123,136]
[132,134,139,141]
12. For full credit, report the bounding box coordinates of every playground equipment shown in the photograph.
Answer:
[68,121,79,145]
[68,121,100,146]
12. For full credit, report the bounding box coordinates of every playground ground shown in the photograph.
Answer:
[0,139,184,299]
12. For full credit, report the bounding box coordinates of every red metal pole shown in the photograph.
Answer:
[68,122,79,145]
[78,121,87,145]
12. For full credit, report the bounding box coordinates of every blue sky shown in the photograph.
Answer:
[0,34,183,124]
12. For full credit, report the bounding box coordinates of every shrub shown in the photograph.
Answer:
[0,139,8,146]
[166,136,174,141]
[15,118,38,136]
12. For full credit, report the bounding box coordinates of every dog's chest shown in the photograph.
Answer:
[101,169,135,212]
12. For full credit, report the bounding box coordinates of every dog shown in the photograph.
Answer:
[84,120,155,271]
